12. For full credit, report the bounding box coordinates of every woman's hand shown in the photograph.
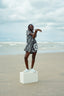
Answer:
[35,29,42,32]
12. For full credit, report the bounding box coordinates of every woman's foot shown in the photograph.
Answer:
[30,68,36,72]
[23,69,29,72]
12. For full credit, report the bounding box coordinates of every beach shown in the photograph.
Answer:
[0,52,64,96]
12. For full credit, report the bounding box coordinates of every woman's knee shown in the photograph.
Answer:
[24,52,30,60]
[32,52,36,59]
[24,55,28,60]
[32,54,36,60]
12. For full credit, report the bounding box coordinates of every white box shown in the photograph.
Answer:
[20,71,38,84]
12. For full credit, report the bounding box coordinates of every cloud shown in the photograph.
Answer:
[0,0,64,32]
[0,0,33,24]
[0,0,64,22]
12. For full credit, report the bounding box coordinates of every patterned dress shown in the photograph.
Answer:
[24,30,38,54]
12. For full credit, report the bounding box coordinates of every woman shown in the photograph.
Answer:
[24,24,42,72]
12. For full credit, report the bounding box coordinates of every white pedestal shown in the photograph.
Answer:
[20,71,38,84]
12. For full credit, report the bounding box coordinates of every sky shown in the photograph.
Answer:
[0,0,64,42]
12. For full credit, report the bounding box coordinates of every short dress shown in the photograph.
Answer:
[24,30,38,54]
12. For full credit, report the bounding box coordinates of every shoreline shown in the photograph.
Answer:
[0,51,64,56]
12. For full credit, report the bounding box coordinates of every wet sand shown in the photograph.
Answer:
[0,52,64,96]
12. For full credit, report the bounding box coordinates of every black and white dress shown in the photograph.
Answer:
[24,30,38,54]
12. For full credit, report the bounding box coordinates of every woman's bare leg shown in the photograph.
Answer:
[31,52,37,69]
[24,52,30,69]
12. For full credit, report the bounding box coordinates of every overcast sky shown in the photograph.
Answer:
[0,0,64,42]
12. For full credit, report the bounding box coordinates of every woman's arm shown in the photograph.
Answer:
[30,29,42,39]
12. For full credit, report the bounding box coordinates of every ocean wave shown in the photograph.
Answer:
[0,41,64,55]
[0,42,26,46]
[0,41,64,44]
[9,43,17,46]
[0,42,26,44]
[0,41,64,48]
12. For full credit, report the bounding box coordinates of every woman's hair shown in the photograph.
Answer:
[28,24,34,31]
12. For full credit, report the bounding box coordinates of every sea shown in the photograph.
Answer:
[0,41,64,55]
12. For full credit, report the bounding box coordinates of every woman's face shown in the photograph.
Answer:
[28,25,34,31]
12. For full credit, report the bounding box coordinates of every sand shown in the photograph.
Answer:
[0,52,64,96]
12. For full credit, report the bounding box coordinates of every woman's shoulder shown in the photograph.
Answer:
[26,30,31,35]
[26,29,31,32]
[26,30,30,33]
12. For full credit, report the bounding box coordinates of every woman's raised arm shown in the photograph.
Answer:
[30,29,42,39]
